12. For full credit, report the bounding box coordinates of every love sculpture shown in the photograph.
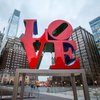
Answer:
[12,20,90,100]
[20,19,80,69]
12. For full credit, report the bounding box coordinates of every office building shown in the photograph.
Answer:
[0,31,4,48]
[72,26,100,81]
[6,9,20,38]
[51,26,100,85]
[89,16,100,54]
[0,9,20,55]
[0,37,29,84]
[0,32,4,75]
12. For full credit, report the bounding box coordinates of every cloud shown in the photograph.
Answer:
[17,0,87,36]
[0,0,86,33]
[0,0,100,35]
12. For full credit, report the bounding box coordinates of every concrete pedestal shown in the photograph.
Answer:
[12,69,90,100]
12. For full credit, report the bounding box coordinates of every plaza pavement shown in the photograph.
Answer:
[1,94,72,100]
[23,94,72,100]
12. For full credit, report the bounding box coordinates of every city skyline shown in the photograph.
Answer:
[0,1,100,100]
[0,0,100,81]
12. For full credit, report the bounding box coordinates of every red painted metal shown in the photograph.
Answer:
[20,19,80,69]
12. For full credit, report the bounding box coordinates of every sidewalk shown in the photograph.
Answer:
[1,94,72,100]
[23,94,72,100]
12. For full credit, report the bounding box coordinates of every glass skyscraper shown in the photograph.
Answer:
[89,16,100,54]
[6,9,20,38]
[0,9,20,55]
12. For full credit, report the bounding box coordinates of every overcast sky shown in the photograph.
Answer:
[0,0,100,36]
[0,0,100,81]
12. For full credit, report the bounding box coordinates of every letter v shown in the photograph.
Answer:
[20,20,46,69]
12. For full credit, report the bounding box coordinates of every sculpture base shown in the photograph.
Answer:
[12,69,90,100]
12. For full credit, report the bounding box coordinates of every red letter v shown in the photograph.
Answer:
[20,20,46,69]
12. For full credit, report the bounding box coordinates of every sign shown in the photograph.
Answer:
[21,19,80,69]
